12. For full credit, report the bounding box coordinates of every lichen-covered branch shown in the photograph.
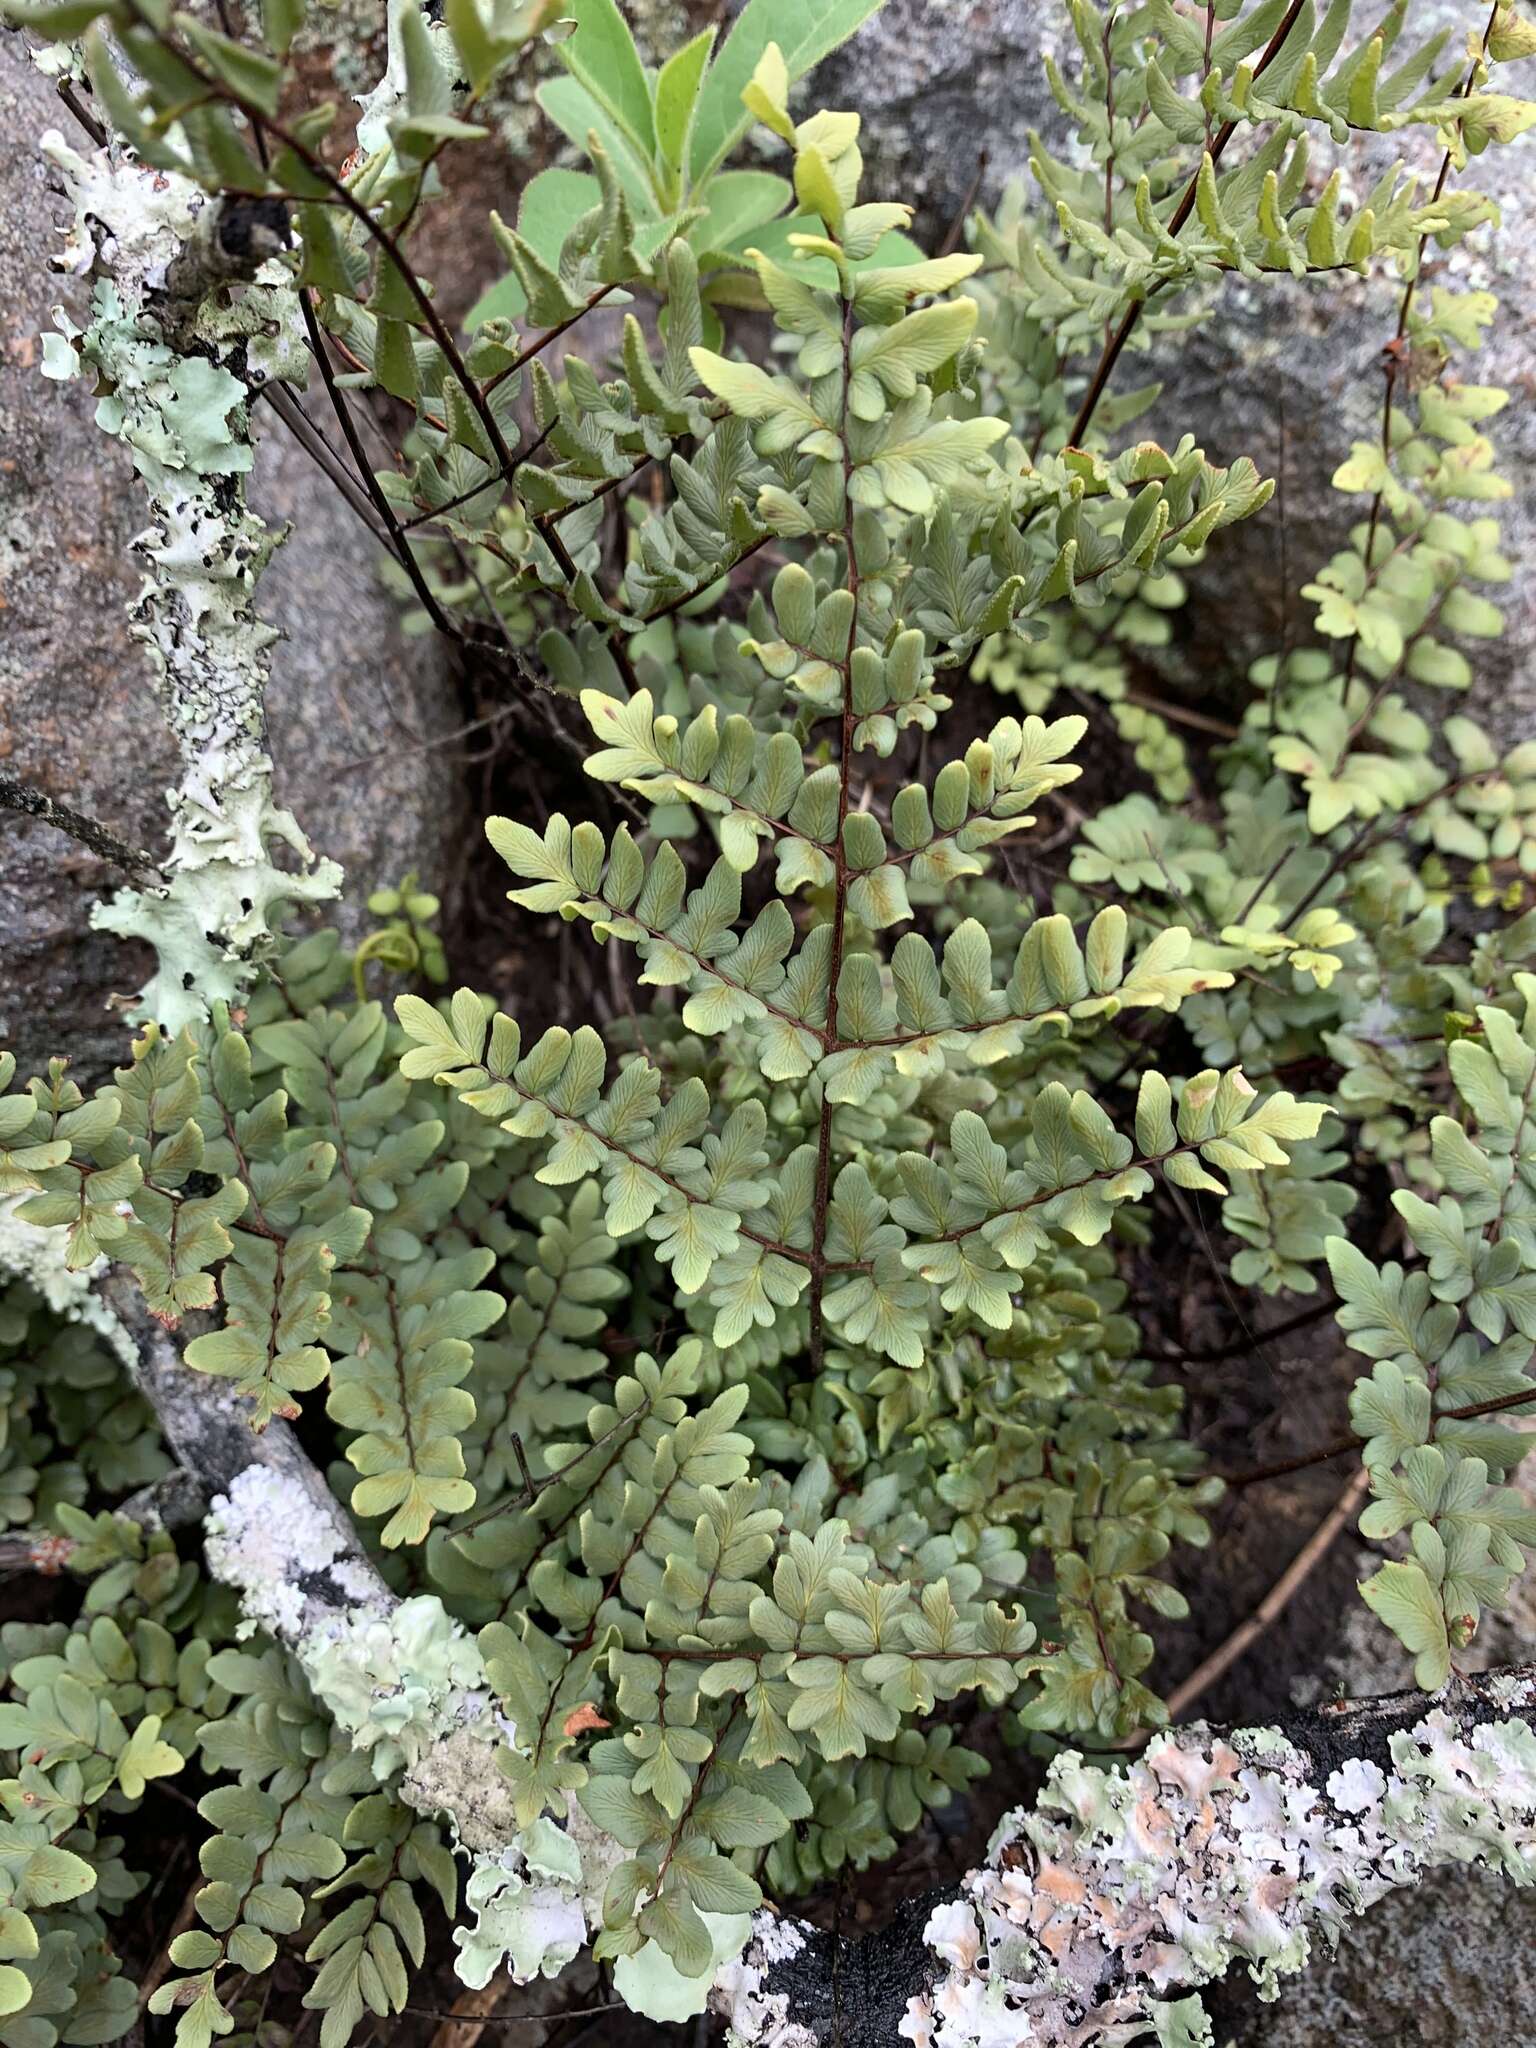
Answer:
[39,128,340,1030]
[717,1667,1536,2047]
[80,1259,1536,2046]
[97,1269,503,1819]
[91,1268,608,1997]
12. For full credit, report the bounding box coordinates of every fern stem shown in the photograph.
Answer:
[120,1,522,487]
[808,294,864,1371]
[1148,1466,1371,1737]
[0,770,160,875]
[1066,0,1309,448]
[1223,1382,1536,1489]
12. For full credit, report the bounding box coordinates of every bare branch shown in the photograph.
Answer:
[1,769,161,874]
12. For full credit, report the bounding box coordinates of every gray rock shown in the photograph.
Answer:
[0,32,467,1084]
[1207,1433,1536,2048]
[1207,1858,1536,2048]
[0,33,164,1083]
[252,415,467,943]
[812,0,1068,231]
[816,0,1536,736]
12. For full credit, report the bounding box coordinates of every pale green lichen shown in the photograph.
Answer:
[39,131,341,1032]
[308,1594,490,1778]
[355,0,459,158]
[434,1755,662,1993]
[400,1722,525,1854]
[203,1463,386,1642]
[616,1910,754,2025]
[447,1797,638,1989]
[452,1819,588,1989]
[205,1468,488,1777]
[1235,1725,1297,1758]
[1151,1997,1216,2048]
[206,1460,576,1898]
[453,1863,586,1988]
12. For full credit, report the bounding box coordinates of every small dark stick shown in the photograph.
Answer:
[0,770,161,874]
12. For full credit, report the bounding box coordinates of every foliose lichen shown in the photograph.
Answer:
[452,1818,588,1989]
[713,1913,817,2048]
[204,1467,490,1781]
[203,1463,384,1641]
[308,1593,490,1778]
[354,0,460,158]
[39,130,341,1032]
[616,1909,755,2026]
[202,1464,606,1962]
[897,1704,1536,2048]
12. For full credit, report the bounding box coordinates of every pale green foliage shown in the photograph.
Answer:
[377,21,1321,2001]
[0,1489,455,2048]
[0,1508,229,2045]
[524,0,891,304]
[3,0,1536,2040]
[159,1646,455,2048]
[954,0,1536,1701]
[0,1278,168,1526]
[975,577,1196,802]
[973,0,1502,400]
[1332,983,1536,1685]
[1225,1122,1360,1295]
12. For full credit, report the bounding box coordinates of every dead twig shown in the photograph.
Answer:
[138,1874,202,2011]
[0,770,161,874]
[1144,1467,1371,1738]
[1148,1295,1340,1366]
[936,148,988,260]
[427,1977,517,2048]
